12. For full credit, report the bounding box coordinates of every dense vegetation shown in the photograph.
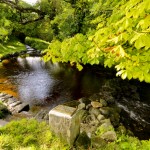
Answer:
[0,119,70,150]
[0,0,150,82]
[0,119,150,150]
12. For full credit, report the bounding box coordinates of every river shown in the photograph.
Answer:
[0,56,150,139]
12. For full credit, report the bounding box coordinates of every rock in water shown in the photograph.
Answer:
[91,101,102,108]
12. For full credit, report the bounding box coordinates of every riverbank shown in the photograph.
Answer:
[0,78,150,149]
[0,98,150,149]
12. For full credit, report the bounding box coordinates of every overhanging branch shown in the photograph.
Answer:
[0,0,46,24]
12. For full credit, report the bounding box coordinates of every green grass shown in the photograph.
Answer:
[0,118,150,150]
[0,119,70,150]
[0,40,25,57]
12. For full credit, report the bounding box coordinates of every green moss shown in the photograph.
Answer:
[0,118,149,150]
[0,119,70,150]
[101,134,150,150]
[0,102,10,119]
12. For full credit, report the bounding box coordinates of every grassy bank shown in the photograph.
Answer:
[0,119,150,150]
[0,119,70,150]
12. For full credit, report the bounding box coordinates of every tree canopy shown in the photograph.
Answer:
[0,0,150,83]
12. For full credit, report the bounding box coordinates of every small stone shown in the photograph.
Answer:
[97,120,114,135]
[78,97,90,104]
[75,131,91,149]
[9,101,22,108]
[99,107,110,116]
[99,119,111,124]
[117,125,127,134]
[89,107,101,117]
[0,119,9,127]
[90,119,99,126]
[85,104,91,110]
[7,98,17,105]
[101,131,117,141]
[110,113,120,126]
[89,94,100,101]
[100,99,107,107]
[85,114,96,123]
[78,103,86,110]
[0,93,7,97]
[91,101,102,108]
[14,103,29,113]
[91,136,107,149]
[97,114,105,122]
[0,103,10,118]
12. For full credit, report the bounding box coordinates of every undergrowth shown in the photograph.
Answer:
[0,119,70,150]
[0,119,149,150]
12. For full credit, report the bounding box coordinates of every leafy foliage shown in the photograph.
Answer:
[0,0,150,82]
[44,0,150,83]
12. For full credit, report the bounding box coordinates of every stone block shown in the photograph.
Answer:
[49,104,85,145]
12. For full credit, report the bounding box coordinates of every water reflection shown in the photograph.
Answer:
[1,57,105,107]
[0,57,150,130]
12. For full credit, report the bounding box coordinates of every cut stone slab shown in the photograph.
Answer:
[13,103,30,113]
[49,104,85,145]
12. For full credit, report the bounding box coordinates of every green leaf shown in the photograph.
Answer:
[121,71,127,80]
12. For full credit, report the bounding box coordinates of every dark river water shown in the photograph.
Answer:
[0,57,109,108]
[0,57,150,139]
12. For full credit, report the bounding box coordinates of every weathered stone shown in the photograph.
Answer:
[0,119,8,127]
[99,118,111,125]
[78,103,86,110]
[96,119,114,135]
[35,110,49,120]
[100,99,107,107]
[101,131,117,141]
[49,104,85,145]
[0,102,10,118]
[86,104,91,110]
[91,136,107,149]
[78,97,90,105]
[80,123,97,138]
[85,114,97,123]
[9,101,22,108]
[75,131,91,149]
[0,93,7,97]
[117,125,127,134]
[110,112,120,126]
[99,107,110,116]
[14,103,29,113]
[7,98,17,105]
[90,119,99,126]
[91,101,102,108]
[0,94,12,99]
[97,114,105,122]
[89,107,101,117]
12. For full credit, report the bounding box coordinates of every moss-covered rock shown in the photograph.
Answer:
[0,102,10,119]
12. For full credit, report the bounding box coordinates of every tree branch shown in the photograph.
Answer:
[0,0,46,24]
